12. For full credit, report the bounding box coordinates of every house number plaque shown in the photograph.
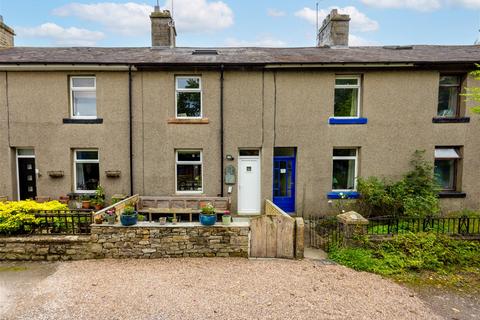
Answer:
[225,165,236,185]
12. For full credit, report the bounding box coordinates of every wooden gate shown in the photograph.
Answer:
[250,200,303,259]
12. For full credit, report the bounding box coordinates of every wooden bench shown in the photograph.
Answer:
[137,196,231,222]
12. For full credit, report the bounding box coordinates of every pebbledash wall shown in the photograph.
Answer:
[0,223,250,261]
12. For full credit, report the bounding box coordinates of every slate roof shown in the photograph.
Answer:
[0,45,478,65]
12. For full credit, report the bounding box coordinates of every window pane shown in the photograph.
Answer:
[239,150,260,156]
[177,77,200,89]
[334,88,358,117]
[274,147,295,157]
[72,77,95,88]
[76,150,98,160]
[73,91,96,117]
[333,149,356,157]
[335,78,358,86]
[177,164,202,191]
[17,149,34,156]
[177,92,201,117]
[434,159,455,190]
[437,86,458,117]
[332,159,356,190]
[177,151,201,162]
[440,76,460,86]
[76,162,99,191]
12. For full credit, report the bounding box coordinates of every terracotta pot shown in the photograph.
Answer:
[94,215,103,224]
[95,204,103,211]
[82,200,91,209]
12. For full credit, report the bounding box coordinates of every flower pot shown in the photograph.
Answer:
[120,213,138,226]
[200,214,216,226]
[95,204,103,211]
[82,200,91,209]
[159,217,167,225]
[75,201,82,209]
[94,215,103,224]
[106,215,116,225]
[222,215,232,225]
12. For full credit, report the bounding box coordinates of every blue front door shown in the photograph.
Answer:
[273,156,296,213]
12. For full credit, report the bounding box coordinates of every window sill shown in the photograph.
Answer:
[327,191,360,199]
[168,118,209,124]
[432,117,470,123]
[328,117,368,125]
[438,191,466,198]
[63,118,103,124]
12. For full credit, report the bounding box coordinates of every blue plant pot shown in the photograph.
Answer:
[120,213,138,226]
[199,214,216,226]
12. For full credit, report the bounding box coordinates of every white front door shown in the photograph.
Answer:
[238,156,261,214]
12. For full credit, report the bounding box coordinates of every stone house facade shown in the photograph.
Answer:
[0,9,479,216]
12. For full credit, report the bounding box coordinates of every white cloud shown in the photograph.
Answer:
[295,6,379,32]
[267,8,286,17]
[349,34,379,46]
[449,0,480,9]
[16,23,105,46]
[224,36,287,47]
[53,0,234,36]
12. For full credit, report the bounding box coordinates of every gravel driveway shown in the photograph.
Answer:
[1,258,440,320]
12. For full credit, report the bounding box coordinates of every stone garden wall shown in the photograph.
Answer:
[0,235,94,261]
[91,223,250,258]
[0,222,250,261]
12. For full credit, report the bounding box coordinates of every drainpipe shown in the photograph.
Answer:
[128,65,134,196]
[220,64,225,197]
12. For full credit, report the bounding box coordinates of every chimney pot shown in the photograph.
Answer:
[317,9,350,47]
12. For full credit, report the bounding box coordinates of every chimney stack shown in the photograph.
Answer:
[0,16,14,48]
[150,7,176,48]
[317,9,350,47]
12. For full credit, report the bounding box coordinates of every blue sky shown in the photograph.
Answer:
[1,0,479,47]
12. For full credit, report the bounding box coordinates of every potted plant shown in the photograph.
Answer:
[104,209,116,224]
[80,195,91,209]
[94,214,103,224]
[222,210,232,225]
[120,205,138,226]
[93,185,105,211]
[199,202,217,226]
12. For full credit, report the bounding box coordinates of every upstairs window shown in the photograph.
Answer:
[334,76,361,117]
[332,148,358,191]
[70,76,96,118]
[434,147,461,191]
[74,149,99,193]
[176,76,202,118]
[176,150,203,193]
[437,75,461,117]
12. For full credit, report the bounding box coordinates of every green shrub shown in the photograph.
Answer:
[357,150,440,218]
[329,233,480,276]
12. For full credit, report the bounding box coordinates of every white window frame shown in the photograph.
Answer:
[175,150,203,194]
[332,75,361,119]
[73,149,99,193]
[70,76,97,119]
[332,148,358,192]
[175,76,202,119]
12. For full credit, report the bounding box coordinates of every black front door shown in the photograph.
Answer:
[18,158,37,200]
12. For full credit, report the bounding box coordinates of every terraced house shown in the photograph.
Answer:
[0,9,479,216]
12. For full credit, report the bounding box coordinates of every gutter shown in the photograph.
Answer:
[128,65,134,196]
[0,64,134,71]
[220,64,224,197]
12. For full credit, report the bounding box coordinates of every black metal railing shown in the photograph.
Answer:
[24,210,93,235]
[367,216,480,236]
[309,215,343,251]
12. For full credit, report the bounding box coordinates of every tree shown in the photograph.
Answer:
[462,63,480,114]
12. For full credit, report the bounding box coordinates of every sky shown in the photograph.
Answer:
[1,0,480,48]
